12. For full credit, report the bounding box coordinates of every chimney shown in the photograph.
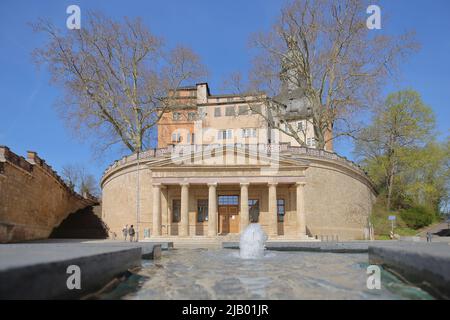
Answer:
[196,83,209,104]
[0,146,10,162]
[27,151,39,165]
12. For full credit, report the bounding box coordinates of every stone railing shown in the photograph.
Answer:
[0,146,33,173]
[102,143,370,180]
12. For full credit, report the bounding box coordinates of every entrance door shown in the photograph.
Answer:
[218,195,239,234]
[219,206,230,234]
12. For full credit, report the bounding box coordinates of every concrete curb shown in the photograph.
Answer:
[368,243,450,299]
[223,241,371,253]
[0,241,164,299]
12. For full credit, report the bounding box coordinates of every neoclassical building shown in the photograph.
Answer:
[101,83,376,241]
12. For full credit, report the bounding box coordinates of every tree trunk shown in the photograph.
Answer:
[386,159,396,211]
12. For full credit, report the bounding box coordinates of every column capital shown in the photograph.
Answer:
[180,182,190,187]
[207,182,217,187]
[268,182,278,187]
[240,182,250,187]
[296,181,307,187]
[152,183,162,188]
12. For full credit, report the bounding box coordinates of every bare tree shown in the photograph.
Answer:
[32,12,207,154]
[238,0,418,150]
[79,174,100,198]
[61,164,80,191]
[61,163,100,198]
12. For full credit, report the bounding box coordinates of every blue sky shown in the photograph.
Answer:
[1,0,449,183]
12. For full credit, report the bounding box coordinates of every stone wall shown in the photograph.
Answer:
[101,162,152,239]
[0,146,97,243]
[304,160,376,240]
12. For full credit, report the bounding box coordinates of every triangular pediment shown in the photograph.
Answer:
[148,146,308,169]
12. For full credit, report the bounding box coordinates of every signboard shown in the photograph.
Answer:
[388,215,396,221]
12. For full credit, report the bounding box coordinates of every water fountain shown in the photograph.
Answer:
[239,223,268,259]
[100,224,434,300]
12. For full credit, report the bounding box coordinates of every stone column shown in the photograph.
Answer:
[296,182,307,236]
[180,183,189,236]
[152,183,162,236]
[161,186,168,235]
[207,183,218,237]
[240,183,249,231]
[268,182,278,237]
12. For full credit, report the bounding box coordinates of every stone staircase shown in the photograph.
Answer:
[50,205,109,239]
[147,237,222,249]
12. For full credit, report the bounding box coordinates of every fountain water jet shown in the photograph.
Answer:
[239,223,268,259]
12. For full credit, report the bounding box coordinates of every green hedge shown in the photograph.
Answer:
[399,206,434,229]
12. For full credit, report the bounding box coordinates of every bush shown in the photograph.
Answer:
[400,206,434,229]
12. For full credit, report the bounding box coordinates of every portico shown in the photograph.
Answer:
[147,147,309,239]
[149,179,307,239]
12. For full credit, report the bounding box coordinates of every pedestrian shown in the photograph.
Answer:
[122,225,128,241]
[426,232,432,243]
[129,225,136,242]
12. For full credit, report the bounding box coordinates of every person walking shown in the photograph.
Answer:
[122,225,128,241]
[129,225,136,242]
[426,232,432,243]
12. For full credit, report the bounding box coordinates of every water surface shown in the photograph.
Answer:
[102,249,433,300]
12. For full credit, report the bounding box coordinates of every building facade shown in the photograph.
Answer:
[101,84,376,241]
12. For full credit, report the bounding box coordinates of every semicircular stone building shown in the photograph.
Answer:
[101,83,376,241]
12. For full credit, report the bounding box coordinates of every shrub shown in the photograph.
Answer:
[400,206,434,229]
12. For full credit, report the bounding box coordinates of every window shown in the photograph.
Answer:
[172,199,181,223]
[188,112,197,121]
[277,199,285,222]
[218,195,239,205]
[198,107,206,119]
[238,105,249,115]
[173,112,181,121]
[171,132,181,143]
[297,121,304,131]
[218,129,232,140]
[242,128,256,138]
[225,106,235,116]
[197,199,208,222]
[214,107,221,117]
[251,105,262,114]
[186,133,195,144]
[249,199,260,223]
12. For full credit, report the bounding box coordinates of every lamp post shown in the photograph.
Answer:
[136,150,140,242]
